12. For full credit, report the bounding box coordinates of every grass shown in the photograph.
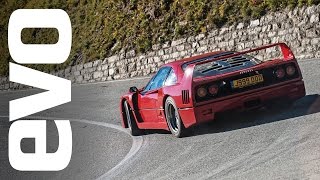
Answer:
[1,0,320,76]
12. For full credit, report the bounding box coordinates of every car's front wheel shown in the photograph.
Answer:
[124,101,142,136]
[165,97,187,138]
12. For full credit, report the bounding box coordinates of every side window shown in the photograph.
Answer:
[164,69,177,86]
[143,67,171,92]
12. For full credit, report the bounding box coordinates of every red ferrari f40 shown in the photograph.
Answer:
[120,43,306,137]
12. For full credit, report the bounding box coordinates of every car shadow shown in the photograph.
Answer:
[190,94,320,137]
[144,94,320,137]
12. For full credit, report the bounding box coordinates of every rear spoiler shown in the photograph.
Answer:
[193,43,295,66]
[180,43,295,97]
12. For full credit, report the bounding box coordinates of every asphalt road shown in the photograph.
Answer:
[1,59,320,180]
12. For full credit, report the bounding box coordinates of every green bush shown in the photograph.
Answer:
[0,0,319,76]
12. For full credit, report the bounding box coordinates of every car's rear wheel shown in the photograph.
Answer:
[124,101,142,136]
[165,97,187,138]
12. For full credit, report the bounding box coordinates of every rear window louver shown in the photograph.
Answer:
[182,90,190,104]
[181,51,235,71]
[225,56,251,64]
[200,55,253,74]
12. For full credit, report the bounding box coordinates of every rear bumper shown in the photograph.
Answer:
[179,80,306,128]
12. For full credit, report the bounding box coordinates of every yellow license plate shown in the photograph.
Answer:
[232,74,264,89]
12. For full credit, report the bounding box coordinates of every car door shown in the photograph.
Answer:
[138,67,171,122]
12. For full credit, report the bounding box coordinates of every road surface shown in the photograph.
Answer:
[0,59,320,180]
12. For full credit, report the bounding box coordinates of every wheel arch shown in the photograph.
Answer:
[120,97,129,128]
[162,95,186,127]
[162,94,170,112]
[120,95,141,128]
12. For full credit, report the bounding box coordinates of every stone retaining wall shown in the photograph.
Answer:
[1,5,320,90]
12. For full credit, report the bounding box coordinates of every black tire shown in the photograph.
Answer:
[165,97,187,138]
[124,101,142,136]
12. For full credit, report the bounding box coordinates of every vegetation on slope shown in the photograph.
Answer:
[1,0,320,76]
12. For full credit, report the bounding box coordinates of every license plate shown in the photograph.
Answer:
[232,74,264,89]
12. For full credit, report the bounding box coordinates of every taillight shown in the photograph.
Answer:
[275,68,285,78]
[208,84,219,95]
[286,65,296,76]
[197,87,207,98]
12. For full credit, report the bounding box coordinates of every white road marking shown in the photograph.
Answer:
[72,119,144,180]
[0,115,143,180]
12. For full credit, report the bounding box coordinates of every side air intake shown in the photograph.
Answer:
[182,90,190,104]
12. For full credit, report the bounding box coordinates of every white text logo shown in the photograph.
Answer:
[8,9,72,171]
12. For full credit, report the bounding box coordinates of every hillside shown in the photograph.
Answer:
[1,0,320,76]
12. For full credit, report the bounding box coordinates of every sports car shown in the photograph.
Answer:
[120,43,306,137]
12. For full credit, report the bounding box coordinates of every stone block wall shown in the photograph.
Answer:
[1,5,320,90]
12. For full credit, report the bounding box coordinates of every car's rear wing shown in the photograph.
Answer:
[193,43,295,66]
[179,43,296,107]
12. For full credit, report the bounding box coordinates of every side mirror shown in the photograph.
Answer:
[129,86,139,93]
